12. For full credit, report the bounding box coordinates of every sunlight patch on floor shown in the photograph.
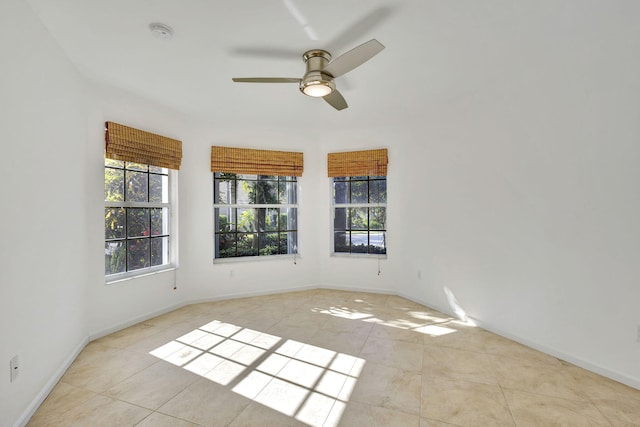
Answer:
[150,320,364,427]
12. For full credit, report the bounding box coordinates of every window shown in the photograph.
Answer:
[105,160,172,275]
[211,146,303,260]
[332,176,387,254]
[214,174,298,258]
[104,121,181,278]
[328,149,388,255]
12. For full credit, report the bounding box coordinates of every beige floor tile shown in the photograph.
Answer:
[592,395,640,425]
[26,382,97,426]
[346,291,390,307]
[350,362,422,415]
[422,323,490,353]
[159,378,251,426]
[268,321,324,342]
[135,412,202,427]
[104,361,200,410]
[308,328,369,355]
[31,394,150,427]
[421,376,515,426]
[504,388,611,426]
[93,321,165,349]
[491,355,590,402]
[566,364,640,401]
[338,401,420,427]
[321,315,375,335]
[482,333,562,367]
[61,346,158,393]
[420,418,462,427]
[229,402,307,427]
[423,345,498,385]
[369,323,424,343]
[360,337,423,371]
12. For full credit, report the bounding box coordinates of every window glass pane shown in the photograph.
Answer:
[217,233,236,258]
[281,207,297,231]
[237,233,258,257]
[349,207,368,230]
[256,180,278,204]
[216,178,236,204]
[333,180,349,204]
[238,174,257,180]
[334,231,349,253]
[216,207,236,232]
[370,232,386,254]
[149,173,168,203]
[151,236,169,266]
[334,208,348,231]
[350,231,369,253]
[264,208,279,231]
[351,180,368,203]
[237,208,256,232]
[278,181,297,204]
[150,208,169,236]
[105,158,124,168]
[105,242,126,275]
[125,170,149,202]
[259,233,279,255]
[237,180,256,204]
[279,232,297,254]
[149,166,168,174]
[127,238,150,270]
[370,207,386,230]
[127,208,150,238]
[125,162,148,171]
[105,167,124,202]
[105,208,126,239]
[370,179,387,204]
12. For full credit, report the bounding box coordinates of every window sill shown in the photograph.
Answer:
[213,254,301,264]
[105,266,176,285]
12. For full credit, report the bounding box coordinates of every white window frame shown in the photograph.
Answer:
[330,175,387,257]
[104,162,178,283]
[213,174,299,261]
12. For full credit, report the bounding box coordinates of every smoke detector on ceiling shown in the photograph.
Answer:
[149,23,173,40]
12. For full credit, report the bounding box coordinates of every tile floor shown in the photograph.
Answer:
[27,289,640,426]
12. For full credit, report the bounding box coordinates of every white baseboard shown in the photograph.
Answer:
[89,301,186,341]
[13,336,89,427]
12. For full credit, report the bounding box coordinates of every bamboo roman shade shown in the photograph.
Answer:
[211,146,304,177]
[105,121,182,170]
[327,148,388,177]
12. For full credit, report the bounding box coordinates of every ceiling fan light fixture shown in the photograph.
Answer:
[301,81,333,97]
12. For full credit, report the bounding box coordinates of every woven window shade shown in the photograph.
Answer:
[105,121,182,170]
[327,148,388,177]
[211,146,304,177]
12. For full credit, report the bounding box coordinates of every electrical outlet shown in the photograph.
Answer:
[10,355,19,382]
[637,325,640,343]
[417,270,422,280]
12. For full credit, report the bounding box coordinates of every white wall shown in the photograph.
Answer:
[387,1,640,387]
[0,1,90,425]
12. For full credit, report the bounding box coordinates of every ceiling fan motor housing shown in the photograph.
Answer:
[300,49,335,97]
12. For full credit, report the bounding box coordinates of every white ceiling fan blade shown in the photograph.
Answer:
[232,77,300,83]
[323,39,385,79]
[323,89,348,110]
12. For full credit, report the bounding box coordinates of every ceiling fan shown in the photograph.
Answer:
[232,39,385,111]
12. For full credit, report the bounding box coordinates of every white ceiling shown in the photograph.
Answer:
[24,0,639,131]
